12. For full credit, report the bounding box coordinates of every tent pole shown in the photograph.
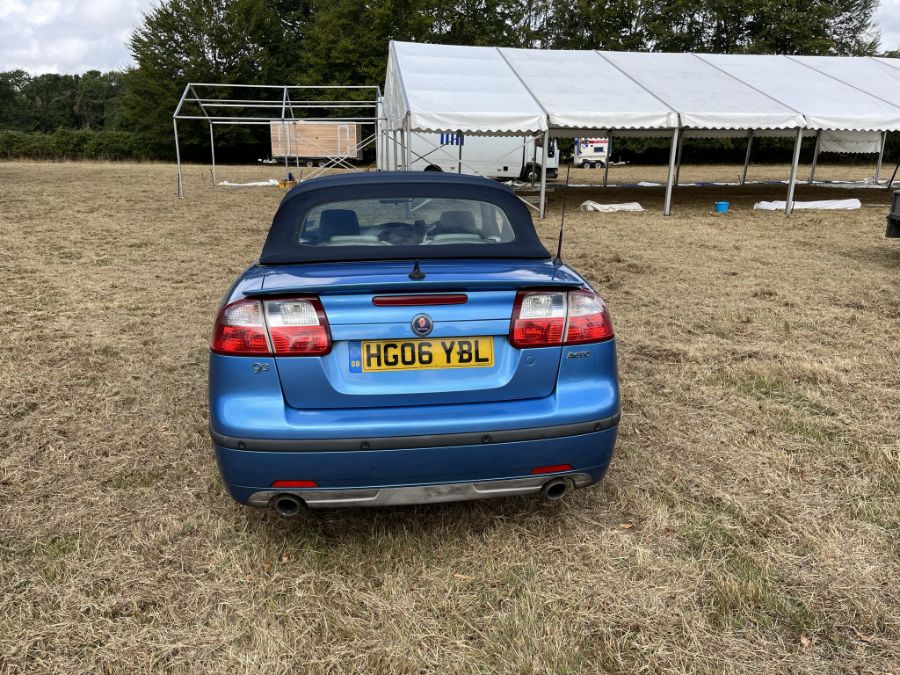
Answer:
[404,117,412,170]
[458,132,463,174]
[887,155,899,191]
[741,130,754,186]
[664,128,680,216]
[174,118,184,198]
[674,132,685,186]
[283,121,290,177]
[875,131,887,183]
[392,130,398,171]
[808,130,821,184]
[209,123,217,186]
[785,128,803,215]
[539,132,550,219]
[603,131,613,188]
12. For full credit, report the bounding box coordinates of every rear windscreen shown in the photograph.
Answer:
[260,180,550,264]
[298,197,516,248]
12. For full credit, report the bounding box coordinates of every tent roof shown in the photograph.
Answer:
[384,42,900,134]
[497,48,678,131]
[699,53,900,132]
[384,42,547,135]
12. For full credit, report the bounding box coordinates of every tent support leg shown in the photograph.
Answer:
[887,155,900,191]
[875,131,887,184]
[392,130,398,171]
[539,132,550,219]
[603,131,613,188]
[664,128,680,216]
[209,123,217,186]
[808,130,821,185]
[404,117,412,170]
[674,132,685,186]
[785,128,803,215]
[283,121,290,177]
[174,118,184,198]
[741,130,754,186]
[458,132,463,174]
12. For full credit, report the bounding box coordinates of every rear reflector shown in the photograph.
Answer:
[372,294,468,306]
[211,296,332,357]
[510,288,613,348]
[531,464,573,475]
[272,480,318,488]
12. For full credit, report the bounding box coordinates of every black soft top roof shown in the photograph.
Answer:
[260,172,550,264]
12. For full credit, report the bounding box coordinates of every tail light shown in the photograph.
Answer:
[510,288,613,348]
[211,296,332,356]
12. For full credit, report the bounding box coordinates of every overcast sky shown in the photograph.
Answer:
[0,0,898,74]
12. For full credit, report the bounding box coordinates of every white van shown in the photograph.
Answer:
[396,133,558,181]
[575,137,610,168]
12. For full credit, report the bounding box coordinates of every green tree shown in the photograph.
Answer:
[123,0,308,158]
[0,70,32,129]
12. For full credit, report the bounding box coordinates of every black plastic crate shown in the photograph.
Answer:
[888,191,900,238]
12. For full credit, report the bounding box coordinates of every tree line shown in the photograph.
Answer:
[0,0,893,163]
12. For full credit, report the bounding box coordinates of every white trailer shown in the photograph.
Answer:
[575,137,610,168]
[396,132,559,180]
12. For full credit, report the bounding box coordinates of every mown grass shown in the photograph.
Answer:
[0,161,897,672]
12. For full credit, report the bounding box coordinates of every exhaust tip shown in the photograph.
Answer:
[542,478,570,501]
[272,493,304,518]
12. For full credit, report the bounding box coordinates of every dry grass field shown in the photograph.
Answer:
[0,161,898,673]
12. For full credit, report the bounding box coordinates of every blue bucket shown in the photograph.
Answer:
[715,201,730,213]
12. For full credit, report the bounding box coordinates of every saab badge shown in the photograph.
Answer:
[411,313,433,337]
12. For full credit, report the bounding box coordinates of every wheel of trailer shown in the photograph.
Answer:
[520,162,540,183]
[305,159,315,167]
[424,164,442,172]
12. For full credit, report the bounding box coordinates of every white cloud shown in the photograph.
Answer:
[877,0,900,52]
[0,0,155,73]
[0,0,897,75]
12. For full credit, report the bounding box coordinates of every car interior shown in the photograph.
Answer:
[301,204,510,247]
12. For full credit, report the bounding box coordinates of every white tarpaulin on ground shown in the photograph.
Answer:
[754,199,862,210]
[580,201,645,212]
[384,42,900,134]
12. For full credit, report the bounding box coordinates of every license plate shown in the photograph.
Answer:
[349,337,494,372]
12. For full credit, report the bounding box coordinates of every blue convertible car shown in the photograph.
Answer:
[209,172,620,515]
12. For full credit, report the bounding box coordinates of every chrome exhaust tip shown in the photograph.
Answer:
[541,477,571,501]
[272,493,304,517]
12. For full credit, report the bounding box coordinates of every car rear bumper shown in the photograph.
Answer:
[247,473,595,509]
[214,424,618,507]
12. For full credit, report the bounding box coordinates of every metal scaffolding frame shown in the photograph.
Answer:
[172,83,383,197]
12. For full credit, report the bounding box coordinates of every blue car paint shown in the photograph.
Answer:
[209,173,620,508]
[216,429,617,504]
[209,340,618,441]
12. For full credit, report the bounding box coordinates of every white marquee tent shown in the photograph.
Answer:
[382,41,900,215]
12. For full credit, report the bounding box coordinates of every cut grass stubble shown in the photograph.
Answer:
[0,162,897,672]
